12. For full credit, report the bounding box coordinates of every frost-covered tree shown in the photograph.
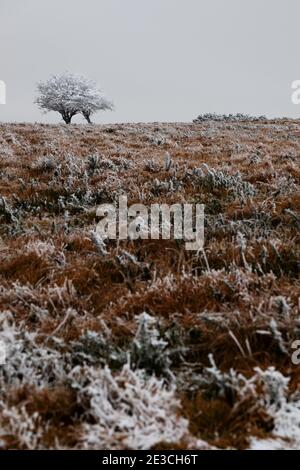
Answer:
[35,73,113,124]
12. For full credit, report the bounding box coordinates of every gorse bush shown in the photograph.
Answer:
[193,113,267,123]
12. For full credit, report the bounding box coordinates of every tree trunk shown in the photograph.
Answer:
[61,112,72,124]
[83,112,92,124]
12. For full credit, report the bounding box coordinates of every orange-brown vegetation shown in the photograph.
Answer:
[0,119,299,449]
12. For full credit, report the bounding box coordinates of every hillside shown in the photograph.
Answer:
[0,120,300,449]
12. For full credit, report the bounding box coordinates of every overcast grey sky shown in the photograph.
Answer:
[1,0,300,123]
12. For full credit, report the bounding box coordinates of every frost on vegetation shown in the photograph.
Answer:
[274,175,298,195]
[250,367,300,449]
[24,240,56,257]
[199,354,255,401]
[35,72,113,124]
[72,312,182,376]
[32,154,102,211]
[272,296,291,319]
[0,196,19,225]
[31,155,57,172]
[147,134,171,146]
[0,402,44,450]
[269,319,288,355]
[10,239,66,269]
[71,363,188,450]
[0,278,77,313]
[86,154,116,174]
[0,309,189,449]
[131,312,171,375]
[200,356,300,449]
[192,164,255,200]
[90,230,108,256]
[71,329,126,368]
[30,153,124,212]
[151,177,182,195]
[198,357,289,413]
[86,154,132,176]
[54,154,86,181]
[0,311,70,390]
[193,113,266,123]
[253,366,289,409]
[144,159,161,173]
[2,132,20,145]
